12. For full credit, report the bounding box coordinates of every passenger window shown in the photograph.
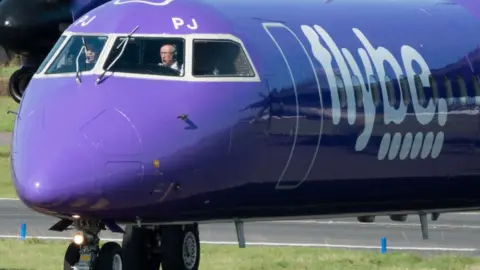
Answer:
[352,76,363,108]
[104,37,185,77]
[37,35,67,74]
[444,76,453,105]
[335,76,347,108]
[414,75,425,105]
[46,35,108,74]
[399,75,410,105]
[473,75,480,105]
[457,75,467,105]
[429,75,439,105]
[385,76,396,106]
[369,75,380,107]
[192,39,255,77]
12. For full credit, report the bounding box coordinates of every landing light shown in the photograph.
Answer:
[72,215,80,219]
[73,232,84,245]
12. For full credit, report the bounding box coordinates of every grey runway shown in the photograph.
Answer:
[1,199,480,256]
[0,132,11,146]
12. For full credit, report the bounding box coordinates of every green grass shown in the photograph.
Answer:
[0,65,18,78]
[0,66,17,197]
[0,68,29,197]
[0,96,19,132]
[0,238,479,270]
[0,65,20,132]
[0,145,13,197]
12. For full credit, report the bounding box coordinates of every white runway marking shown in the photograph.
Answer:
[0,235,476,252]
[269,220,480,229]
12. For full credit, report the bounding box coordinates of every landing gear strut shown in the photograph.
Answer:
[8,66,35,103]
[122,223,201,270]
[63,219,123,270]
[63,220,201,270]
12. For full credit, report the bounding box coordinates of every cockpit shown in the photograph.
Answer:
[33,32,259,81]
[44,35,108,75]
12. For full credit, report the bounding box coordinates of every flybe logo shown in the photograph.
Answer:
[263,23,447,161]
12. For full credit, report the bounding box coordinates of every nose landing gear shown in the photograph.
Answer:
[8,66,35,103]
[63,219,124,270]
[62,219,201,270]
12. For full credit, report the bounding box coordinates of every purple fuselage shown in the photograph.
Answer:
[11,0,480,224]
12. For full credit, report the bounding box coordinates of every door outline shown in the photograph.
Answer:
[262,22,324,190]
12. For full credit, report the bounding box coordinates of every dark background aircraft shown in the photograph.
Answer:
[0,0,110,102]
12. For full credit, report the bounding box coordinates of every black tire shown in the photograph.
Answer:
[122,225,161,270]
[64,242,80,270]
[161,224,200,270]
[8,67,34,103]
[95,242,123,270]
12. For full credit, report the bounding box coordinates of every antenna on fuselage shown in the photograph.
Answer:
[96,25,139,85]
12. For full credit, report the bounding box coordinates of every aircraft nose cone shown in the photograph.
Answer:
[12,80,148,212]
[12,133,95,207]
[19,173,62,206]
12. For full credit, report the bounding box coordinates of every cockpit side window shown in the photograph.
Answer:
[45,35,108,74]
[192,39,255,77]
[103,37,185,77]
[36,35,67,74]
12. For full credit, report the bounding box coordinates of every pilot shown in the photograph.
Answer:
[85,48,97,64]
[85,43,99,64]
[159,44,184,75]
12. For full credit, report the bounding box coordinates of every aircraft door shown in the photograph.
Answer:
[262,22,323,190]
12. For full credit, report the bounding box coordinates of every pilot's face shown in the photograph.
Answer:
[160,45,174,65]
[86,49,96,63]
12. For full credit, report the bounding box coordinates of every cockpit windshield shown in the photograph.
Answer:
[36,35,67,74]
[192,39,255,77]
[103,37,185,77]
[45,35,108,74]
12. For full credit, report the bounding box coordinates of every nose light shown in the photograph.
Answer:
[73,232,84,245]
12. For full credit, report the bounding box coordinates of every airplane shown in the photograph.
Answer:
[8,0,480,269]
[0,0,111,103]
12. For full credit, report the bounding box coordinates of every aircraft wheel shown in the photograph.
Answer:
[161,224,200,270]
[122,225,161,270]
[63,242,80,270]
[95,242,123,270]
[8,67,34,103]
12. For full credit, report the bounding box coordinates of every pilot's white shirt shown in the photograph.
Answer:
[159,61,184,76]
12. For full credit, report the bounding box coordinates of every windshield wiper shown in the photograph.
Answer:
[75,37,89,84]
[96,25,139,85]
[75,46,85,84]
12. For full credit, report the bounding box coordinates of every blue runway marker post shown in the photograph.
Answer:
[381,237,387,254]
[20,223,26,240]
